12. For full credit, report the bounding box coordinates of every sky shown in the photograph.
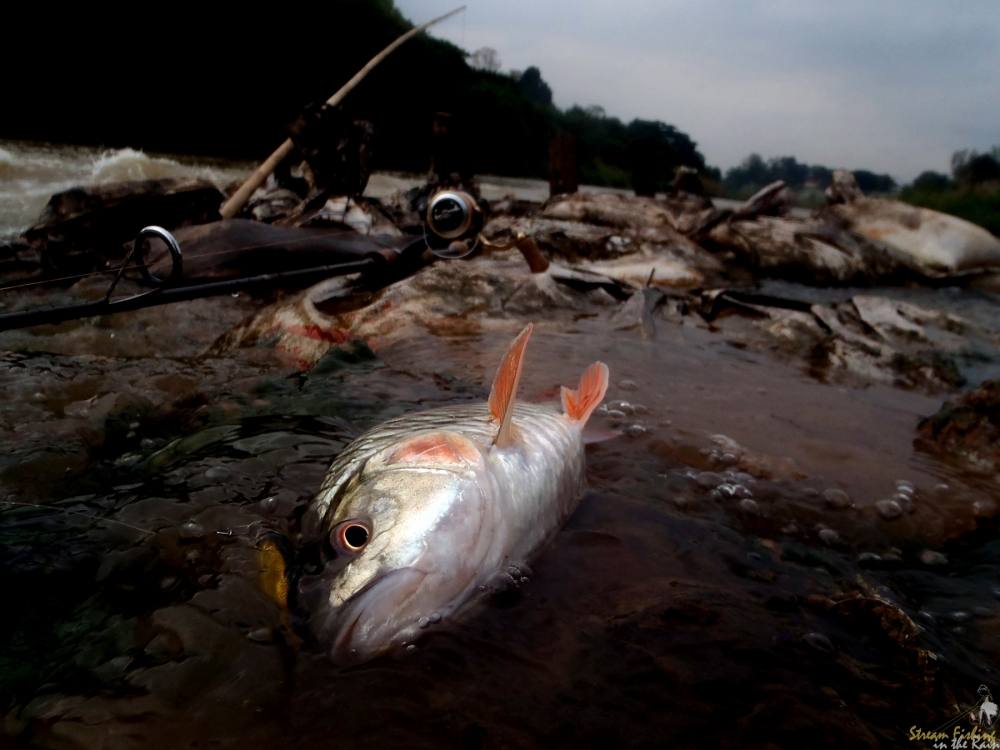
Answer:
[395,0,999,183]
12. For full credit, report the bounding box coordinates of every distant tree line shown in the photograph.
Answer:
[3,0,712,195]
[908,147,1000,193]
[723,154,896,195]
[900,146,1000,236]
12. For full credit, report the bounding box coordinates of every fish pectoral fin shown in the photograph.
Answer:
[488,323,533,448]
[561,361,610,425]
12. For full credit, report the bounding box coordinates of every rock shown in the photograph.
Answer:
[823,170,1000,278]
[705,215,902,283]
[22,178,223,275]
[915,380,1000,473]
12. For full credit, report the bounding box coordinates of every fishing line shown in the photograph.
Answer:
[0,499,155,536]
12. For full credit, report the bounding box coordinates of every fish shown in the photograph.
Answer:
[296,323,609,663]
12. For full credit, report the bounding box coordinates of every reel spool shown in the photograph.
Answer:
[423,190,484,259]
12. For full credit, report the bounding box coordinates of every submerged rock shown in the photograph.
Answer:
[915,380,1000,473]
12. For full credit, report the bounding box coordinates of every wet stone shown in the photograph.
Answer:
[875,499,903,519]
[972,606,993,618]
[204,466,231,482]
[738,498,760,515]
[857,552,882,566]
[803,632,835,653]
[178,520,205,540]
[818,528,840,546]
[625,424,647,437]
[919,549,948,566]
[822,488,851,509]
[618,379,639,391]
[948,611,970,623]
[93,655,132,683]
[247,627,273,643]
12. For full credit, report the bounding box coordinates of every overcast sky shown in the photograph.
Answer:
[395,0,999,183]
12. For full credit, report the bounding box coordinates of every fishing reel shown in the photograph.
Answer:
[422,190,485,259]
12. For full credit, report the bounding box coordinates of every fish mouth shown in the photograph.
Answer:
[327,567,430,664]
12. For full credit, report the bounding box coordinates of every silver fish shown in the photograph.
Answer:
[298,324,609,663]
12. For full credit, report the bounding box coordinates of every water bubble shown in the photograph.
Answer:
[619,379,638,391]
[895,480,915,493]
[818,528,840,546]
[933,483,950,494]
[822,488,851,510]
[609,400,635,414]
[875,499,902,520]
[738,498,760,515]
[948,611,970,623]
[405,644,417,652]
[260,496,278,514]
[919,549,948,566]
[606,409,627,420]
[917,610,935,624]
[716,483,739,499]
[802,632,835,653]
[624,424,647,438]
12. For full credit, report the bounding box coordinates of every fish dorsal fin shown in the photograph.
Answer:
[488,323,534,448]
[561,361,609,425]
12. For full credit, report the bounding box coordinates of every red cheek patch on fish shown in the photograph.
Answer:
[387,432,482,467]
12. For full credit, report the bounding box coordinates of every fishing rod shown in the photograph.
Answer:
[0,189,541,332]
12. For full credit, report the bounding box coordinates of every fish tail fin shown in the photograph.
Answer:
[489,323,534,448]
[561,361,609,426]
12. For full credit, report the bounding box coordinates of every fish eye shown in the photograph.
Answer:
[331,519,371,553]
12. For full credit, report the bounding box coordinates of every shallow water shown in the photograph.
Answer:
[1,310,998,748]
